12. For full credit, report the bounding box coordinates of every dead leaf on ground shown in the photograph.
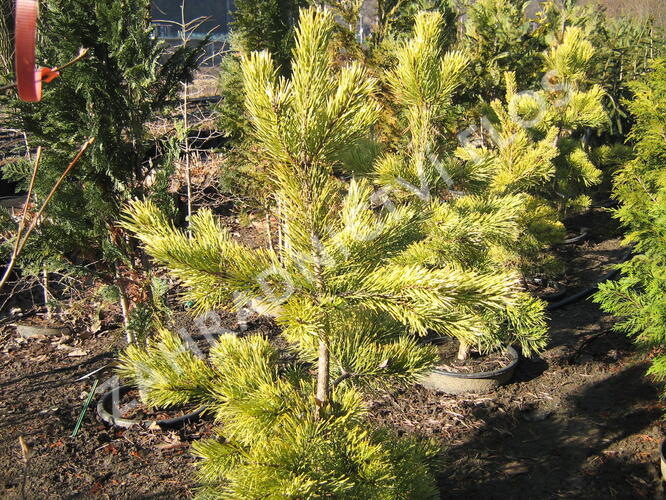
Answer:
[155,433,188,451]
[155,440,188,451]
[147,421,161,431]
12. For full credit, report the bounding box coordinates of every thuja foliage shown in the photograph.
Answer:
[459,0,547,105]
[119,9,547,496]
[231,0,308,74]
[594,60,666,396]
[1,0,201,328]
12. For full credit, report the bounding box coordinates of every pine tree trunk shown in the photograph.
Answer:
[183,81,192,233]
[313,235,328,415]
[315,338,330,413]
[42,266,51,320]
[118,287,134,344]
[457,341,471,361]
[265,212,274,252]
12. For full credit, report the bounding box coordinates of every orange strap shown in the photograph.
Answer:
[15,0,58,102]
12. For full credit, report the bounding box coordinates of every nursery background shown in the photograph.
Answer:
[1,0,666,498]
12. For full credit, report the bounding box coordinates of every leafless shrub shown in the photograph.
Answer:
[170,149,229,211]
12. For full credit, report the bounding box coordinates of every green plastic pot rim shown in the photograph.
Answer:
[427,342,519,380]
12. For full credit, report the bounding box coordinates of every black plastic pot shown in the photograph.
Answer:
[97,384,205,429]
[562,227,590,245]
[659,439,666,481]
[420,344,519,395]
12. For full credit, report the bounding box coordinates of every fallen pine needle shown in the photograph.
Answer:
[18,436,31,462]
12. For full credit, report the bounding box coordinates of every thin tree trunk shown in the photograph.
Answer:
[265,211,274,252]
[0,252,19,294]
[180,2,192,235]
[315,338,330,410]
[42,265,51,320]
[118,285,133,343]
[0,139,93,293]
[457,341,471,361]
[183,81,192,232]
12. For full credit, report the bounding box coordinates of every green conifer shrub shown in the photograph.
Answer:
[594,60,666,396]
[119,9,547,495]
[231,0,308,74]
[215,0,308,143]
[459,0,548,106]
[371,12,549,358]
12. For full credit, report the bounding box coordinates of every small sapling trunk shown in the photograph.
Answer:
[457,341,471,361]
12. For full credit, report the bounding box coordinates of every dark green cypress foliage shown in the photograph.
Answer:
[215,0,307,144]
[1,0,201,329]
[231,0,307,74]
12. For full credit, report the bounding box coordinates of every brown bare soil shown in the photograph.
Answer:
[1,207,664,499]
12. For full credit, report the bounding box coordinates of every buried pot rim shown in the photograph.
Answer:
[426,340,519,380]
[16,323,71,338]
[525,277,567,302]
[562,227,590,245]
[97,383,205,429]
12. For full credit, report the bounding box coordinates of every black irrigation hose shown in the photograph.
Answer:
[546,246,634,311]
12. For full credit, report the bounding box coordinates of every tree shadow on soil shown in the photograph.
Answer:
[0,352,111,392]
[0,351,114,438]
[511,355,549,384]
[438,362,661,499]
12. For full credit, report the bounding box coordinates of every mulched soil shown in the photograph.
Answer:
[1,206,665,499]
[525,278,565,300]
